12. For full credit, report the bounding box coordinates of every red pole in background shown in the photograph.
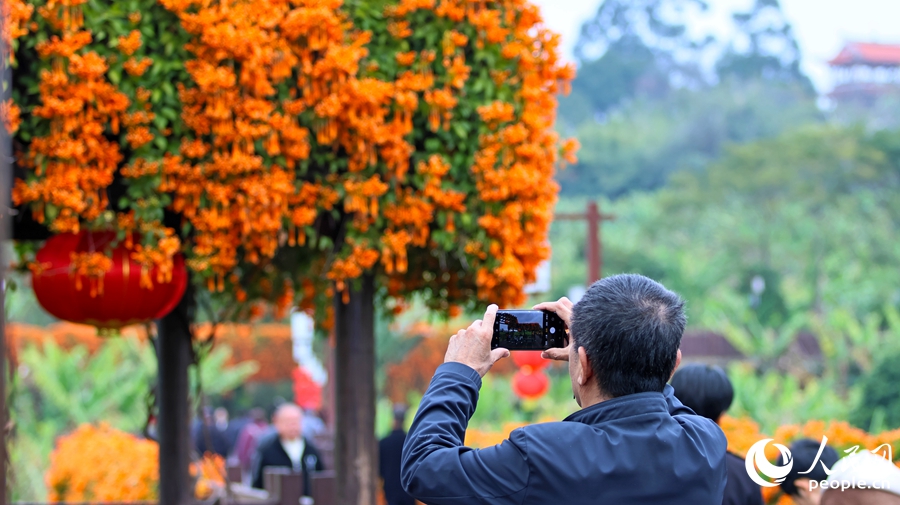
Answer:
[586,202,600,285]
[557,201,616,286]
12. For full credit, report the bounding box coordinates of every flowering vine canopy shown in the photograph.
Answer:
[2,0,577,323]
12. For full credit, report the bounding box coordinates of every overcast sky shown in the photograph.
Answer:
[529,0,900,93]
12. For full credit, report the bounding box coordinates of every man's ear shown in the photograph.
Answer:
[577,346,592,385]
[670,349,682,381]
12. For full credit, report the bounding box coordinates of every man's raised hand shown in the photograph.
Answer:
[444,304,510,377]
[533,297,574,362]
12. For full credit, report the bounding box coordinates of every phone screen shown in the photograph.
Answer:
[495,310,546,349]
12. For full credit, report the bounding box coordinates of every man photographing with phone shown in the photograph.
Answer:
[401,273,727,505]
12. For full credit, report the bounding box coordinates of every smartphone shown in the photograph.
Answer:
[491,310,568,351]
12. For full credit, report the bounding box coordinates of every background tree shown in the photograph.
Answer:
[558,80,821,197]
[851,335,900,432]
[557,0,818,198]
[6,0,575,503]
[715,0,810,87]
[562,0,709,126]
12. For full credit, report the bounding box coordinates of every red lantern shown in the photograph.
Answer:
[292,368,323,411]
[512,350,549,372]
[32,231,187,329]
[511,369,550,401]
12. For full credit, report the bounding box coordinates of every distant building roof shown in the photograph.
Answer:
[830,42,900,67]
[680,329,822,363]
[680,330,744,361]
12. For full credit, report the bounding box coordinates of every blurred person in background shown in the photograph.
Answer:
[670,364,763,505]
[821,450,900,505]
[193,406,230,457]
[235,408,270,484]
[380,405,415,505]
[302,408,327,439]
[252,403,324,495]
[212,407,242,456]
[778,439,840,505]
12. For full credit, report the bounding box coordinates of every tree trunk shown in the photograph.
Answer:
[0,27,10,504]
[334,274,376,505]
[157,287,194,505]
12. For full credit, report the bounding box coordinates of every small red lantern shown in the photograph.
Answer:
[511,369,550,401]
[32,231,187,329]
[292,367,323,411]
[512,351,549,372]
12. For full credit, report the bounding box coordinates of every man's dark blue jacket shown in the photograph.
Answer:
[402,362,727,505]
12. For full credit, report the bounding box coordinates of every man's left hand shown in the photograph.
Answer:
[444,304,510,377]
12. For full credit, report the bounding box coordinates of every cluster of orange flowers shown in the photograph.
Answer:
[1,0,32,63]
[156,0,385,299]
[422,0,576,306]
[11,0,125,233]
[8,0,181,292]
[719,415,900,466]
[46,423,231,503]
[9,0,576,317]
[69,250,113,296]
[193,453,227,500]
[158,0,576,310]
[465,422,529,448]
[46,424,158,502]
[0,0,30,133]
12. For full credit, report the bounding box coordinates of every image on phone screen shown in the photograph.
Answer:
[492,310,566,350]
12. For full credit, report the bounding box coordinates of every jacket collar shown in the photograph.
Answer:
[563,391,668,425]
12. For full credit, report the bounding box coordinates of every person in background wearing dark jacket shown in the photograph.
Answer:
[670,364,764,505]
[193,407,230,458]
[213,407,243,456]
[401,274,727,505]
[779,439,839,505]
[251,403,324,495]
[380,405,416,505]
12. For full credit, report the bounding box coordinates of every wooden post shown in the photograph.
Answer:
[226,464,242,484]
[324,330,336,433]
[157,286,194,505]
[557,201,616,285]
[272,471,302,505]
[311,470,337,505]
[334,274,376,505]
[586,202,601,284]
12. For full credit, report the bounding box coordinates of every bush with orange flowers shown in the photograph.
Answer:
[45,423,231,502]
[46,424,158,502]
[7,0,577,323]
[192,453,227,501]
[8,321,296,382]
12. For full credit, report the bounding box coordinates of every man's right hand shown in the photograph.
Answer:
[532,297,574,362]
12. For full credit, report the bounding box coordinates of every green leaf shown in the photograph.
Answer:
[108,68,122,85]
[452,122,468,139]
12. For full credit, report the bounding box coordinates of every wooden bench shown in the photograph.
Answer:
[261,468,336,505]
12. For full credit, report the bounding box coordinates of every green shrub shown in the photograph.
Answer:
[851,344,900,432]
